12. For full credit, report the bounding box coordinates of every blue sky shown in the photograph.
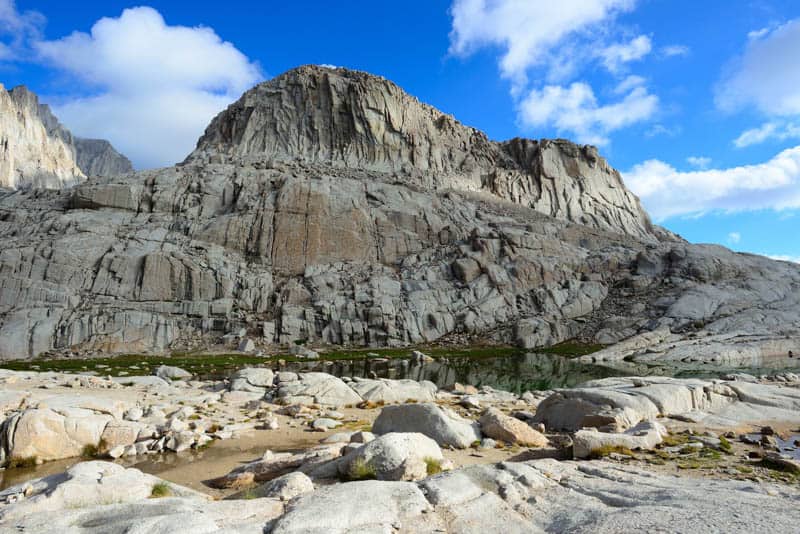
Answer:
[1,1,799,261]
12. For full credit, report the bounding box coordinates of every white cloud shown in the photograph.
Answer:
[727,231,741,244]
[716,19,800,116]
[734,121,800,148]
[448,0,637,85]
[599,35,651,73]
[34,6,262,169]
[765,254,800,264]
[625,145,800,220]
[0,0,44,60]
[660,44,690,57]
[518,77,658,145]
[686,156,712,169]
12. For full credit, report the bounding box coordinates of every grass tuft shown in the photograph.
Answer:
[150,482,173,498]
[424,457,443,476]
[588,445,635,459]
[345,458,377,481]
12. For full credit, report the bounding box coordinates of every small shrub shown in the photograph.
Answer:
[424,457,443,476]
[470,440,481,449]
[346,458,376,481]
[6,456,38,469]
[80,438,109,458]
[718,436,733,454]
[240,488,258,500]
[588,445,635,459]
[660,433,690,448]
[150,482,173,498]
[188,414,201,421]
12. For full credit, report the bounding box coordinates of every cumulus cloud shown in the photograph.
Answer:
[0,0,44,60]
[518,77,658,145]
[686,156,712,169]
[449,0,658,143]
[734,121,800,148]
[716,19,800,116]
[449,0,637,85]
[598,35,651,73]
[624,146,800,220]
[34,6,262,169]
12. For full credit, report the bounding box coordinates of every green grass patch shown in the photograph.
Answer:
[537,341,605,358]
[150,482,173,498]
[588,445,635,459]
[344,458,377,481]
[718,435,733,454]
[424,457,443,476]
[660,433,690,448]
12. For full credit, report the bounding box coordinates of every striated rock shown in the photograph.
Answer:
[534,376,800,432]
[73,138,133,177]
[0,66,798,361]
[372,403,481,448]
[0,85,85,189]
[479,407,548,447]
[269,479,433,534]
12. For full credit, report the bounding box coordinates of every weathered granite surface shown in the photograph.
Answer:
[0,66,798,360]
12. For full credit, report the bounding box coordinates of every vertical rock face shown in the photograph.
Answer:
[189,66,656,240]
[0,85,85,189]
[0,65,797,359]
[73,138,134,177]
[0,85,132,190]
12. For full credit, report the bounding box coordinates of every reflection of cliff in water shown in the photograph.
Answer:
[285,352,629,393]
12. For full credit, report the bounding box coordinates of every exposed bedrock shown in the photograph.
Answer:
[0,65,798,359]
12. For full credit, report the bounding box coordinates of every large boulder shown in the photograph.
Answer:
[372,403,481,448]
[276,373,362,407]
[155,365,192,381]
[338,432,444,481]
[572,421,668,459]
[6,408,111,461]
[238,472,315,501]
[230,367,274,393]
[479,408,548,447]
[533,376,800,431]
[347,378,437,403]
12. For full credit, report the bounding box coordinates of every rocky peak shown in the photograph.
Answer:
[189,65,656,239]
[0,84,132,189]
[1,84,85,189]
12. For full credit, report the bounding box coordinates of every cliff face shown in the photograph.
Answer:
[74,138,134,177]
[0,66,797,360]
[189,66,656,240]
[0,85,85,189]
[0,85,132,190]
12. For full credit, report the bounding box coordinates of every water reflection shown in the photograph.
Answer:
[277,352,800,395]
[278,352,627,394]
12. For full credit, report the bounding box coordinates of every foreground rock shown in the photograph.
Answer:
[0,461,205,520]
[479,407,548,446]
[276,373,362,407]
[572,421,667,459]
[534,376,800,432]
[337,432,445,481]
[372,403,481,448]
[9,458,799,533]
